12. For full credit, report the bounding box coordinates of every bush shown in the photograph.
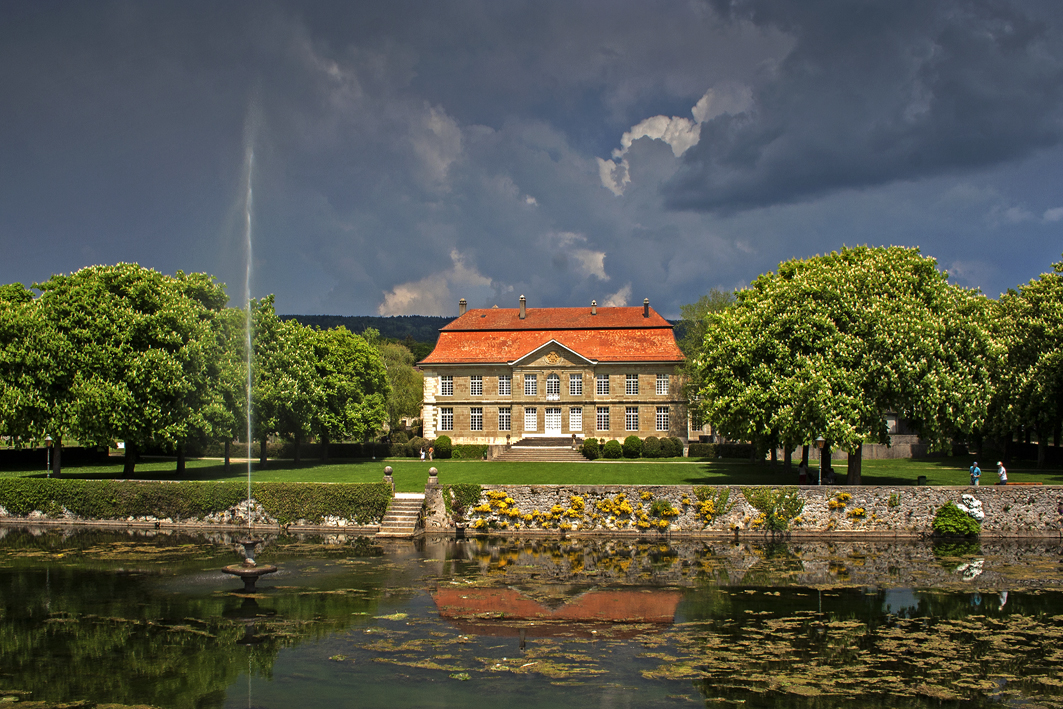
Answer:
[656,437,674,458]
[642,436,661,458]
[716,442,753,459]
[671,437,686,457]
[602,440,623,459]
[0,479,392,525]
[688,442,715,458]
[581,437,600,460]
[407,437,427,458]
[933,501,981,536]
[432,435,452,459]
[390,430,409,446]
[443,483,483,521]
[622,435,643,459]
[452,444,488,459]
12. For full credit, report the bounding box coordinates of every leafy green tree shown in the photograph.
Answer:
[0,283,41,450]
[987,256,1063,466]
[250,297,324,465]
[5,265,228,475]
[677,289,735,433]
[694,246,999,483]
[200,306,249,472]
[379,342,423,433]
[311,326,389,459]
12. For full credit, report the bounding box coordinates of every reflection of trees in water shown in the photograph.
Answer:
[0,529,390,708]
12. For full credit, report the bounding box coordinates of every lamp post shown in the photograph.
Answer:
[815,436,825,486]
[44,435,53,478]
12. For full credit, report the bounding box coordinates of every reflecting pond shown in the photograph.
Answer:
[0,527,1062,708]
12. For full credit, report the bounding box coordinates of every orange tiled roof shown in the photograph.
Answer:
[442,306,672,331]
[420,306,684,364]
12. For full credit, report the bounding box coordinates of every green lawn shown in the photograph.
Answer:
[3,454,1060,491]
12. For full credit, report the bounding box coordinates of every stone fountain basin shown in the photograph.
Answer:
[222,564,278,592]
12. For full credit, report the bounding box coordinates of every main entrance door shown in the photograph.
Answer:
[545,407,562,435]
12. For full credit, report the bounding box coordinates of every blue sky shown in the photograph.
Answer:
[2,0,1062,317]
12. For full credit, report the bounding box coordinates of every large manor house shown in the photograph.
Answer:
[419,296,686,444]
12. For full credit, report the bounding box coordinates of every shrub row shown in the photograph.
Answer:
[0,479,391,526]
[687,442,715,458]
[581,436,685,460]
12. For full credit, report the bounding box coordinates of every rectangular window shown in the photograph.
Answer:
[546,374,560,400]
[569,406,583,432]
[569,373,583,395]
[440,375,453,396]
[625,406,639,431]
[596,374,609,395]
[470,407,483,431]
[498,407,511,431]
[524,407,537,431]
[440,407,454,431]
[596,406,610,431]
[498,375,511,396]
[524,374,537,396]
[626,374,639,395]
[656,406,669,432]
[470,375,483,396]
[656,374,669,396]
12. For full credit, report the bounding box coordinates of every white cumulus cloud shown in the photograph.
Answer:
[378,249,492,316]
[598,84,753,196]
[601,283,632,307]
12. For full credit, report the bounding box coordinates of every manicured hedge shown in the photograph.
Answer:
[716,443,754,459]
[0,479,391,526]
[452,444,488,460]
[581,437,600,460]
[688,442,716,458]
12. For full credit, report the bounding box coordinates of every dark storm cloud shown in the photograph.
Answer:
[665,0,1063,212]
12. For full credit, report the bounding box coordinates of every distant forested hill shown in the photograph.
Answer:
[281,314,453,342]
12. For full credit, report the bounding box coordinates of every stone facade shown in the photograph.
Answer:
[425,483,1063,538]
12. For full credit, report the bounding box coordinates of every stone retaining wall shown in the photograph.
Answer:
[425,484,1063,537]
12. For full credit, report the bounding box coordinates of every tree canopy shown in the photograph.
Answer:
[693,246,1000,482]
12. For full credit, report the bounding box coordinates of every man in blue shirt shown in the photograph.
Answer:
[969,462,981,486]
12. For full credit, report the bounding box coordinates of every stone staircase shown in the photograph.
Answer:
[492,437,588,463]
[375,493,425,538]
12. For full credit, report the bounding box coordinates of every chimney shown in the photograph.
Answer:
[591,300,597,315]
[459,298,467,316]
[643,298,650,317]
[519,295,526,319]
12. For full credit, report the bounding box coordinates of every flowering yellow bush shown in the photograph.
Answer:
[847,507,866,519]
[640,491,654,501]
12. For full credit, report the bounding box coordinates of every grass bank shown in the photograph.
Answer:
[2,454,1060,492]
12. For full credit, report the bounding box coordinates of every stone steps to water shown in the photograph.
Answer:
[375,493,425,538]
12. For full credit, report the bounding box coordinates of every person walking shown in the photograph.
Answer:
[420,447,425,462]
[996,461,1008,485]
[969,461,981,486]
[428,445,434,462]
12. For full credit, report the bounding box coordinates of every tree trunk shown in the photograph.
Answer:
[847,444,863,485]
[750,437,760,465]
[321,434,330,462]
[820,442,831,484]
[176,444,185,475]
[52,440,62,478]
[1003,437,1011,463]
[770,444,778,467]
[1024,428,1032,445]
[784,441,792,470]
[294,433,302,465]
[801,445,810,468]
[123,441,138,476]
[1054,420,1062,448]
[1038,430,1047,469]
[224,440,231,475]
[259,439,267,468]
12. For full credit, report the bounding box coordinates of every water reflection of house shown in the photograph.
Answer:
[433,586,682,639]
